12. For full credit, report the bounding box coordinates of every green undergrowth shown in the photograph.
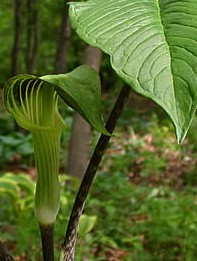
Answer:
[1,110,197,260]
[1,170,197,260]
[82,172,197,261]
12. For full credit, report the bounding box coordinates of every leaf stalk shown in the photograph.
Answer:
[39,224,55,261]
[60,85,131,260]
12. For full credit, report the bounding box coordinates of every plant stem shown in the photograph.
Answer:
[39,224,54,261]
[60,85,131,261]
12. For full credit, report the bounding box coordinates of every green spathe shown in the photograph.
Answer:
[4,77,64,224]
[33,130,61,224]
[4,65,108,225]
[69,0,197,143]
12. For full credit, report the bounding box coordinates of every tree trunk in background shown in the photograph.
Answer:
[26,0,40,73]
[67,46,102,180]
[11,0,22,75]
[26,0,32,72]
[54,1,71,74]
[11,0,24,132]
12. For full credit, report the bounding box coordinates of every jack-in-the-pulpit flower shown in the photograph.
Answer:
[4,75,65,225]
[4,66,109,227]
[4,66,109,260]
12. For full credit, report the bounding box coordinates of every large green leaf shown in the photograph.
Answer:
[69,0,197,142]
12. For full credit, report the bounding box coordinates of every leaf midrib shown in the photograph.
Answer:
[157,0,179,129]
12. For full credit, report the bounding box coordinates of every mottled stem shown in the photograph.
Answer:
[60,85,131,260]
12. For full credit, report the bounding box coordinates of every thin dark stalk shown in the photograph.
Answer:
[39,224,54,261]
[60,85,131,260]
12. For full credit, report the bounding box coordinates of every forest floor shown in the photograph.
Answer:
[1,95,197,260]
